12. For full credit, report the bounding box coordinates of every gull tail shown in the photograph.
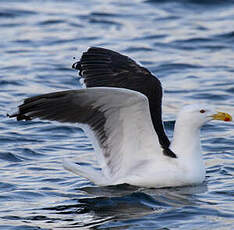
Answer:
[63,158,109,186]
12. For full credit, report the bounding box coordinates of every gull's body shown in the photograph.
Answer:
[9,47,231,188]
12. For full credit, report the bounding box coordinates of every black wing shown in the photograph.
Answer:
[72,47,171,150]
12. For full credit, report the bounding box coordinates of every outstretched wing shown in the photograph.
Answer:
[72,47,171,151]
[9,87,162,181]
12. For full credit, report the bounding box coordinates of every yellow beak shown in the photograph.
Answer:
[212,112,232,122]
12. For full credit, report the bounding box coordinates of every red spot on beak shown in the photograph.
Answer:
[224,117,231,121]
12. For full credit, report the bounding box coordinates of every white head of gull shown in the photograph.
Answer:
[8,47,232,188]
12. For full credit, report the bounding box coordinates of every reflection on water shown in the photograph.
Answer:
[42,183,209,228]
[0,0,234,229]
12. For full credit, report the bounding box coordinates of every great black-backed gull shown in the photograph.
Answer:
[8,47,232,188]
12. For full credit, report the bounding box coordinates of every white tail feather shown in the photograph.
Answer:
[63,158,109,186]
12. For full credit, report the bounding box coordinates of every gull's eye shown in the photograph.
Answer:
[200,109,206,113]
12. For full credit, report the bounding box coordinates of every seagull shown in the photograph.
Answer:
[8,47,232,188]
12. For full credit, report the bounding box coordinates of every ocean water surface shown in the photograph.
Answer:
[0,0,234,229]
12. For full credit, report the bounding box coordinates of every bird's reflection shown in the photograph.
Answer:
[44,183,208,228]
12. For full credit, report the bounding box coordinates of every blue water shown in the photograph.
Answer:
[0,0,234,229]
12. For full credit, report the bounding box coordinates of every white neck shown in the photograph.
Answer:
[170,118,202,160]
[169,117,206,185]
